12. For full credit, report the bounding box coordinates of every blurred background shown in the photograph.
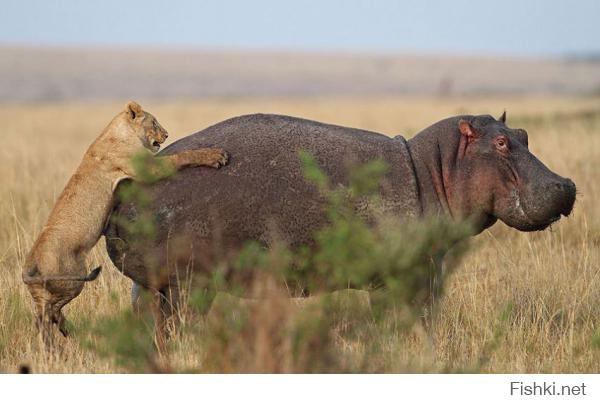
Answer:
[1,0,600,102]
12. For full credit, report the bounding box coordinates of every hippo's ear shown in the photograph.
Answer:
[499,110,507,123]
[458,119,478,143]
[125,101,144,121]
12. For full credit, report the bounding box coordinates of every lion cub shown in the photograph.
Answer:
[23,101,228,342]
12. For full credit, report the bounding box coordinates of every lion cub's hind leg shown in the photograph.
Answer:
[25,254,89,347]
[27,281,83,347]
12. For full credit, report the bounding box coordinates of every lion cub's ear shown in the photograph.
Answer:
[125,101,144,120]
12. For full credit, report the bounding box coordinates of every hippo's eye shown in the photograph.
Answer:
[495,136,509,152]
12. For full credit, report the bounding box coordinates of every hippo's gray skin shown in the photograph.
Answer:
[105,113,576,308]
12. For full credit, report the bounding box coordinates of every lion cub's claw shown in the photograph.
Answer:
[212,149,229,168]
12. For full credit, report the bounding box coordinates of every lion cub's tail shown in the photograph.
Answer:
[22,265,102,285]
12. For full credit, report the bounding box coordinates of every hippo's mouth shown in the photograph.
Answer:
[548,214,563,224]
[537,214,562,230]
[510,216,557,232]
[517,208,573,232]
[513,207,569,232]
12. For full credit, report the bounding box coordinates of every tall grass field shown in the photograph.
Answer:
[0,96,599,372]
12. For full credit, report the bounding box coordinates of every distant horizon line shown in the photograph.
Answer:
[2,41,599,61]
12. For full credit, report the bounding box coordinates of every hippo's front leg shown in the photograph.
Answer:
[420,253,445,328]
[430,254,445,305]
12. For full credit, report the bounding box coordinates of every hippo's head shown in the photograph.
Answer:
[409,112,576,233]
[449,112,576,232]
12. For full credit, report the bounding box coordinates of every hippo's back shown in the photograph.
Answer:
[163,113,401,168]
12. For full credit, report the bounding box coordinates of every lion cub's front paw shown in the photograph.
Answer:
[194,148,228,168]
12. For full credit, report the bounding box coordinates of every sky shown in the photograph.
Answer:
[1,0,599,56]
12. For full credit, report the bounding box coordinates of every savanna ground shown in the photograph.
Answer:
[0,96,599,373]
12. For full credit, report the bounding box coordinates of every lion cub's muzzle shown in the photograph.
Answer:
[151,133,168,152]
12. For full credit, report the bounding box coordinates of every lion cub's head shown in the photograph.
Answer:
[123,101,168,152]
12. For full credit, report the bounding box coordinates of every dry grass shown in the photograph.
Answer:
[0,96,599,373]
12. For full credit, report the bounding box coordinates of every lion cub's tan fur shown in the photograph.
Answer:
[23,101,228,342]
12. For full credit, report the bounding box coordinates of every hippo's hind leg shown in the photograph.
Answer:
[131,281,183,352]
[131,282,146,314]
[131,281,180,322]
[154,286,183,354]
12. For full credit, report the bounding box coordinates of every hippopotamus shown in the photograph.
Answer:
[104,112,576,311]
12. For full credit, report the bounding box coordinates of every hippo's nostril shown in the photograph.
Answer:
[552,179,575,192]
